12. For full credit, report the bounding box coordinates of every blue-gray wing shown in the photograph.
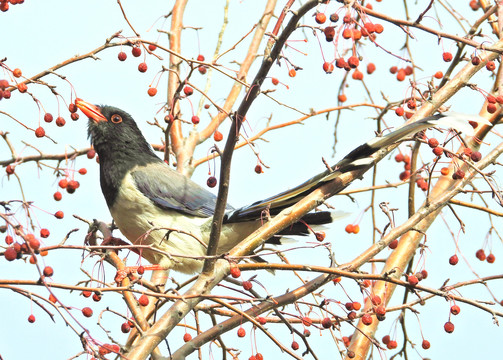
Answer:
[131,162,232,217]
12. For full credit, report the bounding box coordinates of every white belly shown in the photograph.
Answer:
[109,173,261,273]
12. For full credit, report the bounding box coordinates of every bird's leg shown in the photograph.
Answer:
[115,264,169,283]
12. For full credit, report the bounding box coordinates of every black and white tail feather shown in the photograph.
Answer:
[226,112,491,222]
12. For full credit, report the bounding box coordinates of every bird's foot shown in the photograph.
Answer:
[114,264,167,284]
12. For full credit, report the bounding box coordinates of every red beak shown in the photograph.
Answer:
[75,98,107,122]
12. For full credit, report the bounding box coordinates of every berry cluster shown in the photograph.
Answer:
[0,0,24,12]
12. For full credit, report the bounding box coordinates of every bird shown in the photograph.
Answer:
[75,99,489,274]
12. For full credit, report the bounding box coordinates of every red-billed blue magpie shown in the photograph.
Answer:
[76,99,489,273]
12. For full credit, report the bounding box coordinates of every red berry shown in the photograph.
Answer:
[302,316,312,327]
[486,61,496,71]
[352,224,360,234]
[324,26,335,41]
[18,83,28,93]
[121,322,131,333]
[56,116,66,127]
[399,170,410,181]
[271,77,279,85]
[322,62,334,74]
[371,295,382,305]
[183,333,192,342]
[361,313,373,325]
[191,115,200,124]
[138,294,149,306]
[82,307,93,317]
[27,234,40,250]
[5,235,13,245]
[13,68,22,77]
[53,191,62,201]
[59,179,68,189]
[470,151,482,162]
[442,52,453,62]
[148,44,157,51]
[78,168,87,175]
[450,305,460,315]
[487,103,497,113]
[408,275,419,286]
[138,62,148,73]
[118,51,127,61]
[213,130,223,142]
[444,321,455,333]
[387,340,398,349]
[257,316,267,325]
[254,164,263,174]
[382,335,390,344]
[237,327,246,337]
[428,138,439,148]
[3,90,11,99]
[44,113,53,123]
[321,317,332,329]
[54,211,64,219]
[82,290,92,298]
[207,176,217,188]
[315,12,326,24]
[4,247,17,261]
[28,314,36,323]
[183,86,193,96]
[137,265,145,275]
[476,249,486,261]
[345,224,354,233]
[472,56,481,65]
[329,13,339,22]
[67,180,80,191]
[374,305,386,316]
[434,71,443,79]
[366,62,376,74]
[315,231,326,241]
[347,56,359,68]
[396,69,406,81]
[230,267,241,278]
[87,149,96,159]
[43,266,53,277]
[242,281,253,291]
[338,94,347,103]
[197,54,205,61]
[92,293,102,302]
[132,46,142,57]
[291,341,299,350]
[147,87,157,97]
[35,127,45,138]
[487,253,496,263]
[449,254,458,265]
[422,339,431,349]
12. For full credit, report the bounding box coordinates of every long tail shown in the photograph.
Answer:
[225,112,490,222]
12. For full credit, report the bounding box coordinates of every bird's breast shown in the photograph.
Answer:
[109,173,209,272]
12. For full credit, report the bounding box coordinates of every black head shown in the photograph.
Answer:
[76,101,152,155]
[76,99,161,207]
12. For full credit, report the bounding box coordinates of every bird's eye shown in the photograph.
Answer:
[111,114,122,123]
